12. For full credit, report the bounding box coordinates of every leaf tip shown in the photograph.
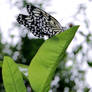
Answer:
[4,56,10,61]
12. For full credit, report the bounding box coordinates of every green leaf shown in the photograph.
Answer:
[28,26,79,92]
[2,56,27,92]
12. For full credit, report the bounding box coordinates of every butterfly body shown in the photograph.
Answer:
[17,4,64,38]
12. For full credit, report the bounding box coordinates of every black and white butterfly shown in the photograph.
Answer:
[17,4,65,38]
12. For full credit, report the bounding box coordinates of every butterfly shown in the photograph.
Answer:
[17,4,65,38]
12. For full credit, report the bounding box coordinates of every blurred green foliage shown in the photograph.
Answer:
[20,36,44,64]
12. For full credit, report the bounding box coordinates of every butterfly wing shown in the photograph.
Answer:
[27,4,64,34]
[17,4,64,38]
[17,14,42,37]
[17,14,30,27]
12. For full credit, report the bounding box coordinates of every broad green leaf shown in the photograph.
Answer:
[2,56,26,92]
[1,60,28,80]
[28,26,79,92]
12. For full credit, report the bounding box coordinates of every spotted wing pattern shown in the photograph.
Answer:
[17,4,64,38]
